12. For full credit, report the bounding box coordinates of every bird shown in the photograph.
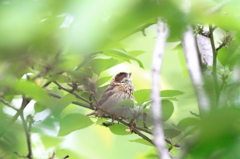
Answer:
[86,72,135,118]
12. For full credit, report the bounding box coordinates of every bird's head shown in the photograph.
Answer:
[114,72,132,84]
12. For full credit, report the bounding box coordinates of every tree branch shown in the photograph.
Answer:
[19,97,33,159]
[0,97,18,111]
[216,42,225,51]
[182,26,210,116]
[49,92,93,110]
[209,24,220,105]
[0,98,30,139]
[151,20,171,159]
[50,91,155,146]
[49,91,181,148]
[14,152,29,158]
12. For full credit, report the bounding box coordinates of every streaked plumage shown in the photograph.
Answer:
[87,72,134,117]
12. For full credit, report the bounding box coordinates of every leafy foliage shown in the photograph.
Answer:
[58,113,93,136]
[1,0,240,158]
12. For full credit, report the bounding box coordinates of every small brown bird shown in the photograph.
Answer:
[87,72,135,118]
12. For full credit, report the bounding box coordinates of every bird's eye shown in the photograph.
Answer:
[124,73,127,77]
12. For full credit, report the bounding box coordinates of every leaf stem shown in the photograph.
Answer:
[209,24,220,106]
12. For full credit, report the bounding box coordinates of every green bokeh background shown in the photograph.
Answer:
[1,0,240,158]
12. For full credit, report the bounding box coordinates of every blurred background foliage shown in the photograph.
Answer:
[1,0,240,158]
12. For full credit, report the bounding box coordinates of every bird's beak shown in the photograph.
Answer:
[128,72,132,77]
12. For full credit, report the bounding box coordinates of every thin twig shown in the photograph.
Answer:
[132,128,154,145]
[62,155,70,159]
[48,152,55,159]
[19,97,33,159]
[216,42,226,51]
[151,20,171,159]
[121,119,180,147]
[190,111,200,117]
[14,152,28,158]
[53,81,92,104]
[0,97,18,111]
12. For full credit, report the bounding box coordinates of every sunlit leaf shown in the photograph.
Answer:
[218,41,238,66]
[103,49,144,68]
[41,135,63,149]
[52,93,76,115]
[134,89,181,106]
[34,102,47,113]
[162,100,174,122]
[128,50,146,57]
[90,58,119,75]
[58,113,93,136]
[109,124,130,135]
[133,89,151,105]
[164,128,182,138]
[95,76,112,87]
[177,117,200,131]
[129,139,154,147]
[161,90,184,97]
[15,80,52,106]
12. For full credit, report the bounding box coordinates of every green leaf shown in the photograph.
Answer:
[177,117,200,131]
[95,76,112,87]
[90,58,119,75]
[58,113,93,136]
[164,128,182,138]
[133,89,151,105]
[161,90,184,97]
[109,124,130,135]
[41,135,63,149]
[52,93,76,115]
[15,80,52,106]
[134,89,181,106]
[218,41,239,67]
[103,49,144,68]
[162,100,174,122]
[129,139,154,147]
[115,99,135,109]
[128,50,146,57]
[50,74,70,83]
[34,102,47,113]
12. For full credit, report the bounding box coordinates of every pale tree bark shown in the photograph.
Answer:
[182,26,210,116]
[151,20,171,159]
[196,33,213,66]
